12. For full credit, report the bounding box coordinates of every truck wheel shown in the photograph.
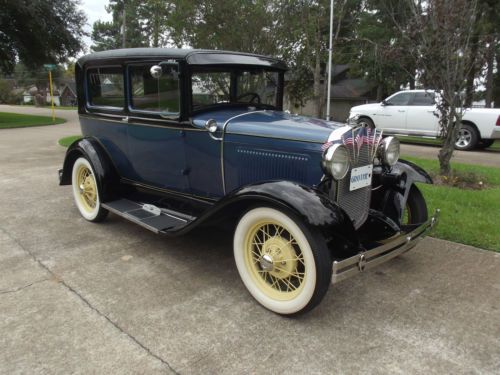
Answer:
[402,185,428,225]
[478,139,494,149]
[358,117,375,129]
[71,157,108,222]
[455,123,478,151]
[233,206,332,315]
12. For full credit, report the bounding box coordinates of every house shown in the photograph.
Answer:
[60,82,77,106]
[285,64,377,122]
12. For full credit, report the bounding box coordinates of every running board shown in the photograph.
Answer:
[102,199,193,234]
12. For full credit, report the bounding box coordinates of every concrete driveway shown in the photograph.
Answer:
[1,105,499,374]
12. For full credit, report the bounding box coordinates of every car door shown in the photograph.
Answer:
[405,92,440,136]
[373,92,413,133]
[125,61,189,192]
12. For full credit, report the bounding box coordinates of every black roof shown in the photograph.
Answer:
[77,48,287,70]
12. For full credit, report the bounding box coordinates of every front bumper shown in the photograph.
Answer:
[331,209,440,284]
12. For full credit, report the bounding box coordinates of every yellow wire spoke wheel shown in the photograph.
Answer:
[71,157,107,222]
[234,207,331,315]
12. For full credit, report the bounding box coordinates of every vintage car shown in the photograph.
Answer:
[59,48,439,315]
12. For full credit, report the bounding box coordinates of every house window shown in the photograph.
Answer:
[87,67,124,108]
[129,64,180,116]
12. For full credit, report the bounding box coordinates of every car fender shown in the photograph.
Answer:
[59,137,119,202]
[178,180,360,253]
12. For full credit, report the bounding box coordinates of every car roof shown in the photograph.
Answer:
[77,48,287,70]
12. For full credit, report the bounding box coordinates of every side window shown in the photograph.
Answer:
[385,92,412,106]
[87,67,124,108]
[191,72,231,109]
[129,63,180,116]
[410,92,435,106]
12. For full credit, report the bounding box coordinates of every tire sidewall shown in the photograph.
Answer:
[71,157,101,221]
[234,206,320,315]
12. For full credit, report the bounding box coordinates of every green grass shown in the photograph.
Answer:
[14,104,77,110]
[403,155,500,251]
[58,135,81,147]
[399,136,500,151]
[0,112,66,129]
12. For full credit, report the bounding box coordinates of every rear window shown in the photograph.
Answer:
[411,92,435,106]
[87,67,124,108]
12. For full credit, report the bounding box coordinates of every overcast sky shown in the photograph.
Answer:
[79,0,112,52]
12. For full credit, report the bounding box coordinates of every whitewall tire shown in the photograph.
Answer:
[71,157,108,222]
[234,206,332,315]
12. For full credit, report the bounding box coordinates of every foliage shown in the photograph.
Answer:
[58,135,81,147]
[0,0,86,74]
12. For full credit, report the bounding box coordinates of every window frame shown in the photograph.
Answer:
[126,60,182,121]
[85,65,126,113]
[385,92,414,106]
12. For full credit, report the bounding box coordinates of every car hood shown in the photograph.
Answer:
[192,109,347,143]
[350,103,381,112]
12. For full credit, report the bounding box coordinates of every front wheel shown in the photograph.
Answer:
[233,207,332,315]
[402,185,428,225]
[71,157,108,222]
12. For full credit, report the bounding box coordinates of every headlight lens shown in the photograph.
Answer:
[378,136,400,166]
[323,144,350,180]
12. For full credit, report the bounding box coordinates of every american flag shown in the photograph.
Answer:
[321,141,333,152]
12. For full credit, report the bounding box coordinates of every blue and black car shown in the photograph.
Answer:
[59,48,439,315]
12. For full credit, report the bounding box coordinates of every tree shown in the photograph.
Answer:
[0,0,86,74]
[389,0,479,175]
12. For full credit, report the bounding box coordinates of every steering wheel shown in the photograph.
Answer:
[236,92,261,104]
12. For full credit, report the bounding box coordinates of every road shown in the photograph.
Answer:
[1,105,499,374]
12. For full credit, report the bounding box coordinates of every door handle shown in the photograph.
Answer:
[398,110,405,113]
[121,116,129,123]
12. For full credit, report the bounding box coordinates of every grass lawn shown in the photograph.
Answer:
[0,112,66,129]
[399,136,500,151]
[13,104,77,110]
[58,135,81,147]
[404,155,500,252]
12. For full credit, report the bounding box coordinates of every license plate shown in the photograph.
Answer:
[349,164,373,191]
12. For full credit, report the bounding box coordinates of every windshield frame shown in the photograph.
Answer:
[187,65,285,114]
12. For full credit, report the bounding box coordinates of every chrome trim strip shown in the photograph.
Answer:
[79,114,202,130]
[331,209,440,284]
[220,110,267,195]
[224,131,326,144]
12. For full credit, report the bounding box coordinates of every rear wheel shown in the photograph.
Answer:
[233,207,332,315]
[71,157,108,222]
[455,123,478,151]
[402,185,428,225]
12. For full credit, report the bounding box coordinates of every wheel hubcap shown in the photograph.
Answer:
[76,166,97,211]
[245,222,305,300]
[456,129,471,147]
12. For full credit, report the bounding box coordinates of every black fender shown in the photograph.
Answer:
[373,158,432,225]
[59,137,119,202]
[176,180,361,254]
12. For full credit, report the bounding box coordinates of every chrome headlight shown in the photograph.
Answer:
[323,144,350,180]
[378,136,400,166]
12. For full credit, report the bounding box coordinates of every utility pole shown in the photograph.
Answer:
[122,2,126,48]
[326,0,334,121]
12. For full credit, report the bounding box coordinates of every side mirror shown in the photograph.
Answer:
[204,119,218,133]
[150,65,162,79]
[381,100,387,106]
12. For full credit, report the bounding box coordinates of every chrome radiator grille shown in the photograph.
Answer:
[335,127,379,229]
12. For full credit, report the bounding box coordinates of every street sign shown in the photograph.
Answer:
[43,64,56,71]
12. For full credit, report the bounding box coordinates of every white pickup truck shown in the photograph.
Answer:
[349,90,500,150]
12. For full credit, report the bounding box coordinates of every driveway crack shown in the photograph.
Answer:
[0,226,179,374]
[0,278,50,294]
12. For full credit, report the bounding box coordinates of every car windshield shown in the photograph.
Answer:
[191,67,280,111]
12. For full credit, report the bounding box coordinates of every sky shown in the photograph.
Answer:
[79,0,112,52]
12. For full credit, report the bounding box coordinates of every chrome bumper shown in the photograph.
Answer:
[331,209,440,284]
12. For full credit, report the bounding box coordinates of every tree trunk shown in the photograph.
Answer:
[494,50,500,108]
[484,37,495,108]
[376,84,383,102]
[122,5,127,48]
[409,77,415,90]
[464,33,479,107]
[438,105,461,176]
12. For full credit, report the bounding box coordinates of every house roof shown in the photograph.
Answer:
[331,78,376,99]
[61,82,77,96]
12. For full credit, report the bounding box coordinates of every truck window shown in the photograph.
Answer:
[411,92,435,106]
[385,92,412,106]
